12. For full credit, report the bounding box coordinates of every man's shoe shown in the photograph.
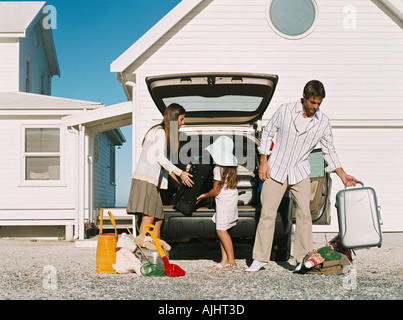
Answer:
[294,262,303,272]
[245,260,268,272]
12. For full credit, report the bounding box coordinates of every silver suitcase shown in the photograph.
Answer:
[335,182,382,249]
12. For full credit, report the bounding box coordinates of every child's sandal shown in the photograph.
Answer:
[210,263,224,270]
[222,264,237,271]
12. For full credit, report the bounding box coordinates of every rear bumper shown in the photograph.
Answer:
[161,206,258,239]
[161,193,293,240]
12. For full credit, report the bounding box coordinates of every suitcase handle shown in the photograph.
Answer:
[344,181,363,189]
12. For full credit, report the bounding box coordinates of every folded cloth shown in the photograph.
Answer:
[134,233,171,251]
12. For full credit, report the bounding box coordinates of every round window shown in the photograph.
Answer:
[266,0,318,40]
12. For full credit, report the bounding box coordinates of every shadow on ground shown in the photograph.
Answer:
[168,238,253,260]
[167,238,296,270]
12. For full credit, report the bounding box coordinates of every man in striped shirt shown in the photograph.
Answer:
[246,80,359,272]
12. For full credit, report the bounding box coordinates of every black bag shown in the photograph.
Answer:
[172,163,214,216]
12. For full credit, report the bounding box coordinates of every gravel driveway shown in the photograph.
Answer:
[1,233,402,303]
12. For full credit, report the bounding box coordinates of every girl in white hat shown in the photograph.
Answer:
[196,136,239,271]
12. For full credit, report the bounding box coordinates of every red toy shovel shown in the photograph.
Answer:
[144,224,185,277]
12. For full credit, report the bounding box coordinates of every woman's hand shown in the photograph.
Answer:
[180,171,194,187]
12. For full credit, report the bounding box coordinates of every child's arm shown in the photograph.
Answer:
[196,181,221,204]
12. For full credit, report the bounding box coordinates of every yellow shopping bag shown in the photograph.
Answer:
[96,210,118,273]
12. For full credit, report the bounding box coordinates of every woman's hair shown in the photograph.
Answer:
[143,103,186,157]
[218,166,239,190]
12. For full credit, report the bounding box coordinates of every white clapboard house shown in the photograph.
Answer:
[3,0,402,241]
[101,0,400,233]
[0,2,126,240]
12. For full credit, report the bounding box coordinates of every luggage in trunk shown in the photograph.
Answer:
[172,162,214,216]
[335,182,382,249]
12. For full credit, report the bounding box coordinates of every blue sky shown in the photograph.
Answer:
[43,0,182,205]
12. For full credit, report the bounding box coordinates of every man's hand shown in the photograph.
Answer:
[258,155,270,181]
[335,168,360,187]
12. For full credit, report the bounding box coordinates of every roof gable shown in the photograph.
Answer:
[0,1,60,76]
[0,1,45,36]
[378,0,403,22]
[111,0,402,77]
[37,14,60,76]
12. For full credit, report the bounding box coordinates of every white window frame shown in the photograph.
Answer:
[20,123,65,186]
[265,0,319,40]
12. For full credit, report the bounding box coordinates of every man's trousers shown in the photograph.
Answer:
[253,176,312,264]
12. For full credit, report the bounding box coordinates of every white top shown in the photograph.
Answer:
[295,111,312,133]
[132,126,182,189]
[212,166,238,231]
[258,99,342,185]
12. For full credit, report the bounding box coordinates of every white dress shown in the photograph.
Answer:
[211,166,238,231]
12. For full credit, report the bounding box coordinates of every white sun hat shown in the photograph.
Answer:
[205,136,238,167]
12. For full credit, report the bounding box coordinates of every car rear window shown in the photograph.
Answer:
[162,95,264,113]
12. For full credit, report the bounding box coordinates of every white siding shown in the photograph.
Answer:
[0,38,19,92]
[93,132,117,208]
[332,128,403,231]
[132,0,403,132]
[317,127,403,232]
[129,0,403,231]
[19,21,51,94]
[0,119,77,220]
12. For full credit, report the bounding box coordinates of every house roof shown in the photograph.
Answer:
[0,1,60,76]
[379,0,403,22]
[110,0,204,74]
[104,129,126,146]
[0,92,104,110]
[0,1,44,34]
[61,101,132,134]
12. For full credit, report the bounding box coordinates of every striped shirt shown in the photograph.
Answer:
[258,99,342,185]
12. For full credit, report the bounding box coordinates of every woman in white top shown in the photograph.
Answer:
[127,103,193,239]
[197,136,239,271]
